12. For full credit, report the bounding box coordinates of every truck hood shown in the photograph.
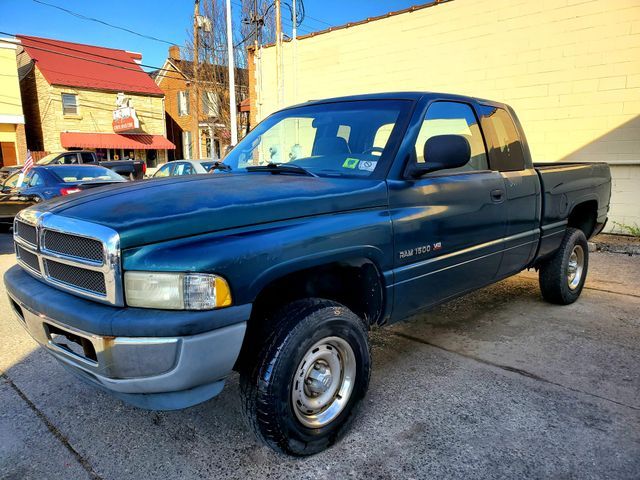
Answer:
[33,173,388,248]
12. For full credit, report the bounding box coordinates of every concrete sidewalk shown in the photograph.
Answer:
[1,232,638,479]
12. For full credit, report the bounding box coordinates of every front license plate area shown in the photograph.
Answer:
[45,323,98,363]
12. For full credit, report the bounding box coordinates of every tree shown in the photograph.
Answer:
[184,0,276,146]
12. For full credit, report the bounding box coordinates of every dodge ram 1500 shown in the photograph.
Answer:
[5,92,611,456]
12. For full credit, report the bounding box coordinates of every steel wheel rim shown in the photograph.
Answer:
[567,244,585,290]
[291,336,357,428]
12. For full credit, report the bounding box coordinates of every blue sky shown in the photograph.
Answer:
[0,0,428,69]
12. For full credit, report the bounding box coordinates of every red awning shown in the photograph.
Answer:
[60,132,175,150]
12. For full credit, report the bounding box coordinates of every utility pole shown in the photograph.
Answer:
[226,0,238,146]
[193,0,201,159]
[292,0,297,105]
[275,0,283,108]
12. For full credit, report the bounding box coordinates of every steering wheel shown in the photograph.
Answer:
[361,147,384,156]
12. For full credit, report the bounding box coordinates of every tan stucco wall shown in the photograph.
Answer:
[25,66,167,161]
[0,41,26,165]
[0,43,24,117]
[252,0,640,231]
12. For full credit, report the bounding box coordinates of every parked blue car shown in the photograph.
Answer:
[0,164,125,230]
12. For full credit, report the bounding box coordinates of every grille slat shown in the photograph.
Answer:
[15,221,37,246]
[45,260,106,295]
[43,230,104,263]
[16,245,40,273]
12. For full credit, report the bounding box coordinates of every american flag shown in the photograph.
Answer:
[22,150,34,174]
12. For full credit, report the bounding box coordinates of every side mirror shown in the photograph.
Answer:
[405,134,471,178]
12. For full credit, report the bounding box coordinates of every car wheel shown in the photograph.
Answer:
[539,227,589,305]
[240,298,371,456]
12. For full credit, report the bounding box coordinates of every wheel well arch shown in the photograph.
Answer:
[235,258,385,371]
[568,200,598,239]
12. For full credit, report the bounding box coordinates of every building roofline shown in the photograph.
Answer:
[17,33,140,57]
[251,0,452,50]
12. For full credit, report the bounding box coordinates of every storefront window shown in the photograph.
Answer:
[146,149,158,168]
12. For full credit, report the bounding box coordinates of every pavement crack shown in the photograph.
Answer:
[519,274,640,299]
[392,331,640,412]
[1,373,103,480]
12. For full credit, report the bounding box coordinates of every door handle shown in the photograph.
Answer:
[490,189,505,203]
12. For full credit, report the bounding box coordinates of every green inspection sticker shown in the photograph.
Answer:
[342,157,359,169]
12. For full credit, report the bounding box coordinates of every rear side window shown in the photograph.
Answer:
[478,105,525,171]
[413,101,488,172]
[81,152,95,163]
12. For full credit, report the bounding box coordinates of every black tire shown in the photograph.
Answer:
[0,223,12,233]
[240,298,371,456]
[539,227,589,305]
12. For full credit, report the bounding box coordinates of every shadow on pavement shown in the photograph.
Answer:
[0,233,14,255]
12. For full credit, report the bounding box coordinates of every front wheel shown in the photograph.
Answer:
[539,227,589,305]
[240,299,371,456]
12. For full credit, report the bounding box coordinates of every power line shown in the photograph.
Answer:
[2,32,251,84]
[1,33,185,80]
[31,0,255,52]
[31,0,180,47]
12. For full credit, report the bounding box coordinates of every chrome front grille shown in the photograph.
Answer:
[43,230,104,263]
[44,259,107,295]
[13,211,122,306]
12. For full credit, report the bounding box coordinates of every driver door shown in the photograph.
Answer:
[389,100,507,319]
[0,170,35,219]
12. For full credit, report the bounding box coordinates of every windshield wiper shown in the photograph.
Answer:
[245,162,317,177]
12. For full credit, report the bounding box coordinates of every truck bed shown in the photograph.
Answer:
[534,162,611,258]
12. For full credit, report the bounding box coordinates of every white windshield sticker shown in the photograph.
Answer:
[358,160,377,172]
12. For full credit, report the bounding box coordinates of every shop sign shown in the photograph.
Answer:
[112,93,140,133]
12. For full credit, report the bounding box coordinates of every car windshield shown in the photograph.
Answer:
[49,166,124,183]
[223,100,412,178]
[36,153,61,165]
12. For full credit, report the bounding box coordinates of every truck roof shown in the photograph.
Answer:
[285,91,506,110]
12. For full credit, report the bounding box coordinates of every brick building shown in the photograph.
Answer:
[153,45,248,161]
[249,0,640,231]
[17,35,174,167]
[0,39,27,167]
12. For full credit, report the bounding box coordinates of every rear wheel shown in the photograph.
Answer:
[539,227,589,305]
[240,298,371,456]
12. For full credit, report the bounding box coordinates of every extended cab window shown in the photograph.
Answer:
[81,152,95,163]
[223,100,412,177]
[413,101,488,172]
[478,105,525,171]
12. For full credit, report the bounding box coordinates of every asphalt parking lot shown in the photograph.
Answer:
[1,233,639,480]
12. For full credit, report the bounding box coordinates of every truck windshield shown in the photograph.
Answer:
[36,153,61,165]
[223,100,412,178]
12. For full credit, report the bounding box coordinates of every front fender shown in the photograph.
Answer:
[248,245,386,300]
[122,208,394,306]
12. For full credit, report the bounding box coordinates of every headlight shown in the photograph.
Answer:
[124,272,232,310]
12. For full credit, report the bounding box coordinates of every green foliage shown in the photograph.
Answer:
[613,221,640,237]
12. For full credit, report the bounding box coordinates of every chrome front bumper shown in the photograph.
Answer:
[9,293,246,410]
